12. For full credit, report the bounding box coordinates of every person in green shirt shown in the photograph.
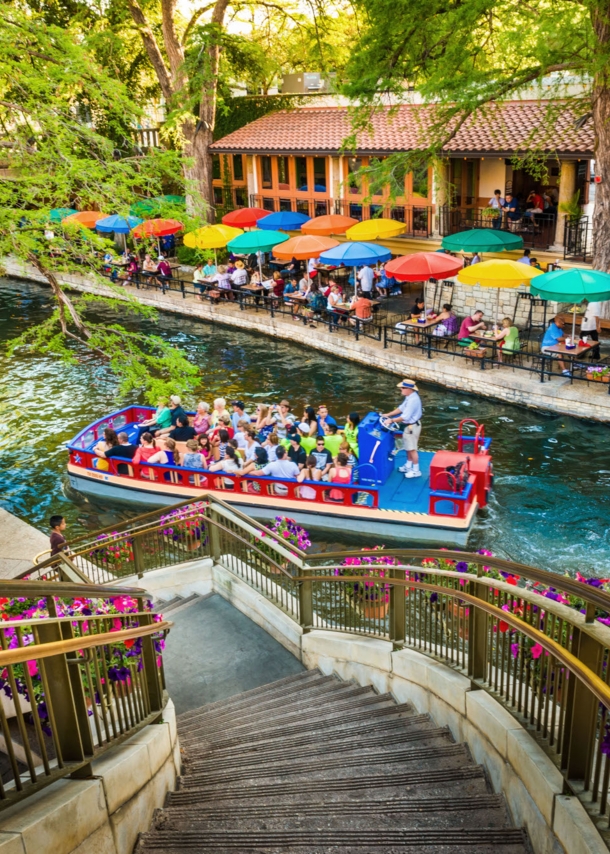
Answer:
[494,317,521,363]
[343,412,360,458]
[324,424,343,458]
[137,398,171,439]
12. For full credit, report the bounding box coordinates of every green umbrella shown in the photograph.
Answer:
[227,229,290,282]
[531,268,610,342]
[441,229,523,253]
[49,208,78,222]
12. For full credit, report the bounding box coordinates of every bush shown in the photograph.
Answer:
[176,245,201,266]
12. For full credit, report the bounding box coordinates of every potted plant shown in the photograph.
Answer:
[338,547,398,619]
[159,502,208,551]
[587,365,610,382]
[251,516,311,574]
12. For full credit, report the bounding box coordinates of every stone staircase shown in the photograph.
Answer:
[137,670,530,853]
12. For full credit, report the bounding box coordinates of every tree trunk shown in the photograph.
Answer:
[591,2,610,271]
[183,120,215,221]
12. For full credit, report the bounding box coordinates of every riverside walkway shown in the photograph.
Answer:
[0,506,48,577]
[6,257,610,423]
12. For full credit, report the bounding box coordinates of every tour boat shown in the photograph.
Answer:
[66,408,493,545]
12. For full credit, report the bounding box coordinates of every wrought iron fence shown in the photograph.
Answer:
[438,206,557,250]
[23,496,610,827]
[564,216,591,262]
[333,201,433,238]
[0,579,170,808]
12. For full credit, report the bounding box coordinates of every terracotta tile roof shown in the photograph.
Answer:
[211,102,593,156]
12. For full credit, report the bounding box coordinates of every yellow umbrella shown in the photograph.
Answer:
[457,259,543,326]
[183,224,243,250]
[345,218,406,240]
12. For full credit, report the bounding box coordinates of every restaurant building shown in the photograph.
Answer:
[210,100,594,257]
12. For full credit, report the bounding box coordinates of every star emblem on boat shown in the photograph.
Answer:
[74,454,82,464]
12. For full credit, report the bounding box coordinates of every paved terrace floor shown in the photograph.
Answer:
[163,594,304,714]
[0,507,48,578]
[7,257,610,424]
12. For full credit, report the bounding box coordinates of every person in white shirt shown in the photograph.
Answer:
[307,256,320,277]
[357,265,374,294]
[261,446,299,495]
[326,283,343,328]
[243,430,261,462]
[382,379,424,478]
[471,253,481,265]
[488,189,505,229]
[581,300,602,359]
[517,249,531,265]
[230,260,248,288]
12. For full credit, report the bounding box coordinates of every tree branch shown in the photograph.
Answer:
[127,0,174,101]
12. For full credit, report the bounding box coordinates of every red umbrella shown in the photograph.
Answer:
[222,208,268,228]
[386,252,463,281]
[386,252,464,315]
[132,218,183,238]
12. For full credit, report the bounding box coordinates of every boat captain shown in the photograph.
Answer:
[382,379,423,479]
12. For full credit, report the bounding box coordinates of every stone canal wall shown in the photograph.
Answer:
[5,258,610,423]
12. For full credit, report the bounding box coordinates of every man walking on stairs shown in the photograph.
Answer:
[382,379,423,478]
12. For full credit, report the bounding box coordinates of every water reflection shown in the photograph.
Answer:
[0,278,608,573]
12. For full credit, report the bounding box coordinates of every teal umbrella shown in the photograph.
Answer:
[531,268,610,342]
[49,208,78,222]
[227,229,290,282]
[441,229,523,253]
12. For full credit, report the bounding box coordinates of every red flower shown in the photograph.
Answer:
[499,620,509,633]
[124,638,135,649]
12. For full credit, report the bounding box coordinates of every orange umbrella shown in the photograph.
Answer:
[132,218,183,238]
[272,235,339,260]
[302,214,358,236]
[63,211,107,229]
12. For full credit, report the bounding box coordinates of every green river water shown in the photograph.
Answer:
[0,278,609,573]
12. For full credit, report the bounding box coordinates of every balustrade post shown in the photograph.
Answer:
[468,577,489,681]
[208,509,222,563]
[389,568,406,647]
[139,611,164,712]
[132,535,145,578]
[561,622,601,782]
[299,568,313,631]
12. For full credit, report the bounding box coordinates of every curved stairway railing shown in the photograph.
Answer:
[0,578,171,809]
[19,495,610,833]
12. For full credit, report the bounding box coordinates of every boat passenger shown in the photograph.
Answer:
[263,432,279,461]
[210,398,230,428]
[182,439,205,469]
[197,434,212,466]
[297,456,319,499]
[287,435,307,469]
[94,428,119,456]
[230,400,250,431]
[317,405,337,435]
[228,438,244,462]
[324,424,343,458]
[343,412,360,457]
[133,432,157,477]
[209,445,242,473]
[261,446,299,495]
[148,437,179,466]
[328,452,352,501]
[243,428,261,462]
[311,436,333,480]
[301,406,318,437]
[211,429,230,461]
[297,421,317,454]
[340,440,358,480]
[193,402,211,435]
[216,413,235,438]
[138,398,171,438]
[169,414,196,442]
[493,317,521,363]
[98,431,137,462]
[254,404,273,439]
[241,446,269,476]
[154,395,186,437]
[271,400,296,440]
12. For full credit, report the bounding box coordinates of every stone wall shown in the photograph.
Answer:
[0,703,180,854]
[5,258,610,423]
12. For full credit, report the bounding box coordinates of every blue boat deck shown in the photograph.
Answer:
[376,450,433,514]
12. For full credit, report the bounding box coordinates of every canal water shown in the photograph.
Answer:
[1,278,609,574]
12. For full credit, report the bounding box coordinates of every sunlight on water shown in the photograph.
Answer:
[1,278,609,574]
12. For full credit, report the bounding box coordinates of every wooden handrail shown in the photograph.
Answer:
[2,620,172,667]
[0,579,149,597]
[301,573,610,710]
[306,550,610,612]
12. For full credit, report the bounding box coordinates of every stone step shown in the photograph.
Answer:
[195,713,434,759]
[168,765,490,808]
[183,742,473,789]
[136,827,529,852]
[157,593,206,617]
[178,679,372,734]
[154,595,183,614]
[179,691,396,742]
[155,794,511,831]
[186,703,418,752]
[176,670,325,722]
[186,726,453,770]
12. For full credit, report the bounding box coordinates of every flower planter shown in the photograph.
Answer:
[466,347,487,359]
[361,600,390,620]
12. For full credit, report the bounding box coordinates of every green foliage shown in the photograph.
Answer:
[176,245,203,265]
[214,94,307,141]
[559,191,583,221]
[0,7,199,402]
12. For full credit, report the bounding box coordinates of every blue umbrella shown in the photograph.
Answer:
[96,214,143,234]
[257,211,311,231]
[319,241,391,267]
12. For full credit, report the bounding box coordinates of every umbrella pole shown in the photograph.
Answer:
[572,303,577,343]
[353,266,357,296]
[496,288,500,330]
[258,254,263,283]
